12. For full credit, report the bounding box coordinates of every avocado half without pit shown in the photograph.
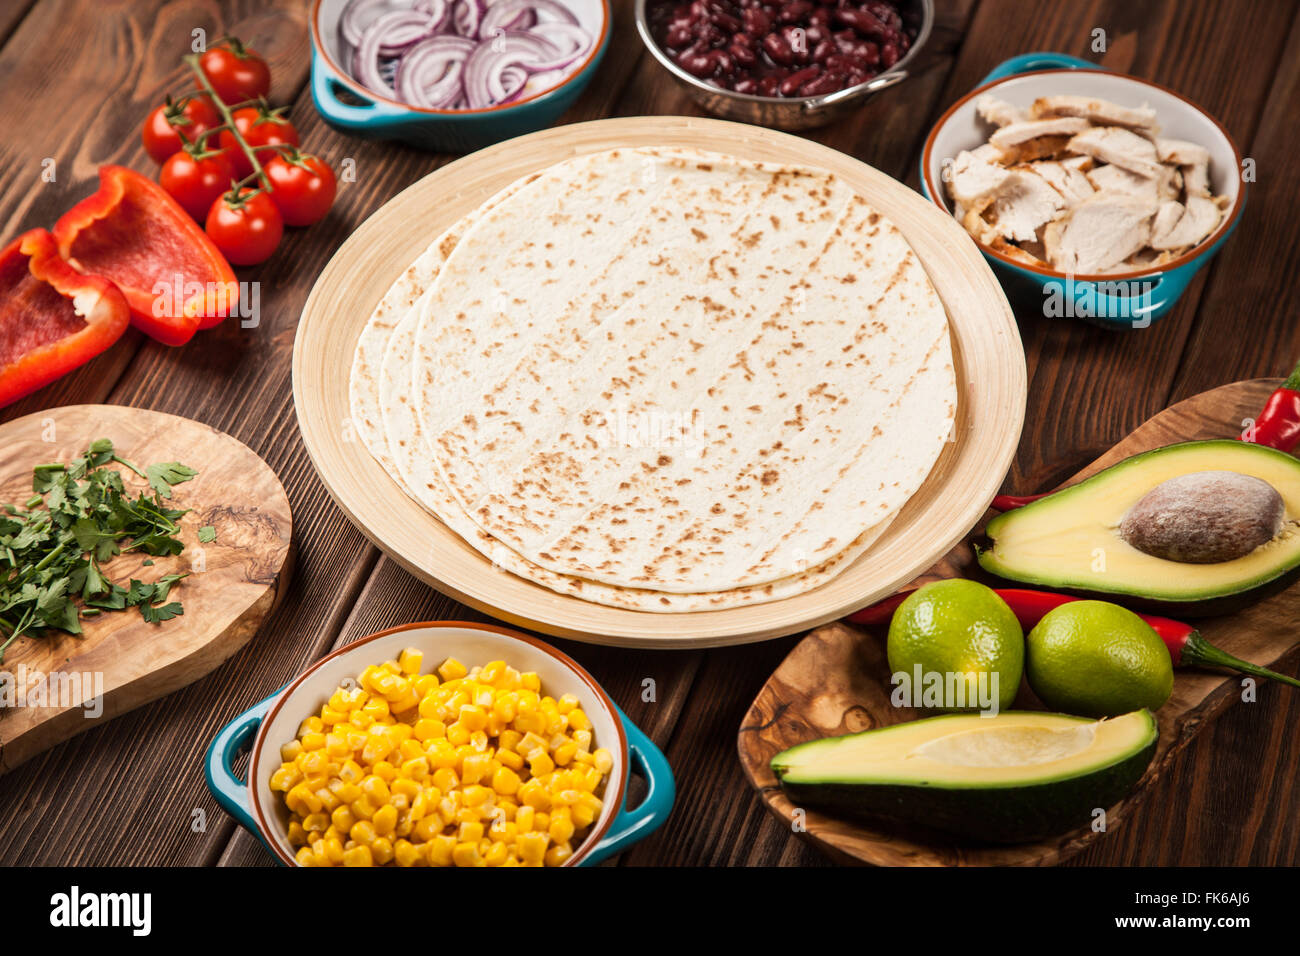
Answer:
[977,440,1300,616]
[771,710,1157,843]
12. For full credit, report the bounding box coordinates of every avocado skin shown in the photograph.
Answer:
[778,738,1156,844]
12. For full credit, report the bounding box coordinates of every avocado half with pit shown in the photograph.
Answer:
[978,440,1300,616]
[772,710,1157,844]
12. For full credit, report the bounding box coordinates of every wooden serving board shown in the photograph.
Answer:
[293,115,1025,648]
[738,379,1299,866]
[0,406,292,774]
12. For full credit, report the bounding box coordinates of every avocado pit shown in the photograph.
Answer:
[1119,470,1284,564]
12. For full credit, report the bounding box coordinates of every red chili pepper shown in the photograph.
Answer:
[849,585,1300,689]
[52,165,237,346]
[1241,357,1300,453]
[990,492,1049,511]
[0,229,130,408]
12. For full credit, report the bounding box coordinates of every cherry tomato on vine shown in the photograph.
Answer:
[205,188,283,266]
[262,153,337,227]
[195,43,271,105]
[160,148,237,220]
[219,107,299,178]
[141,96,221,164]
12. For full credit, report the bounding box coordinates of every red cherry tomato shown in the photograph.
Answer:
[219,107,299,178]
[141,96,221,164]
[205,188,283,266]
[160,149,237,221]
[262,153,337,227]
[195,45,271,105]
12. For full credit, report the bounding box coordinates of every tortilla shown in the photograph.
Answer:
[353,162,900,611]
[409,147,956,594]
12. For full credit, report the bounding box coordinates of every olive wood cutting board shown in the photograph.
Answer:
[0,405,292,774]
[738,379,1299,866]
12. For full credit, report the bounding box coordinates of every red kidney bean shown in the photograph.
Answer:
[833,6,886,35]
[740,6,770,35]
[651,0,914,95]
[729,40,757,66]
[777,1,813,23]
[762,29,796,65]
[800,68,847,95]
[779,64,820,95]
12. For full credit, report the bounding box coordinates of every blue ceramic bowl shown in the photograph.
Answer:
[920,53,1246,328]
[206,620,674,866]
[310,0,612,153]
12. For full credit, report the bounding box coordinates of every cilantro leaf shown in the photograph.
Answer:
[146,462,198,498]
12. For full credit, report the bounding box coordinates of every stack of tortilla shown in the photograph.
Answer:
[348,146,956,612]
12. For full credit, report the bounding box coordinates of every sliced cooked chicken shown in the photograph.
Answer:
[1029,160,1095,203]
[1181,160,1211,198]
[970,143,1003,163]
[1045,193,1158,273]
[1156,138,1211,166]
[1031,95,1159,132]
[991,116,1091,149]
[976,94,1026,128]
[1149,195,1221,251]
[1086,164,1160,198]
[1151,200,1185,239]
[1066,126,1165,179]
[981,168,1069,243]
[947,149,1013,206]
[990,237,1047,266]
[1060,154,1094,172]
[1156,138,1214,198]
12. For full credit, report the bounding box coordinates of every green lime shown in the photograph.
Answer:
[1026,601,1173,717]
[886,579,1023,712]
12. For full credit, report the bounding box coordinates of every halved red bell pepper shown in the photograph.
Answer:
[52,165,237,346]
[0,228,130,407]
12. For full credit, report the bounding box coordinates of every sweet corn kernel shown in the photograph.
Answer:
[439,658,468,681]
[277,654,610,866]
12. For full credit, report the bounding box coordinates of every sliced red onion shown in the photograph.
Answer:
[374,9,441,54]
[396,34,476,108]
[341,0,392,48]
[338,0,593,110]
[480,0,577,37]
[452,0,485,37]
[483,29,585,72]
[528,21,591,58]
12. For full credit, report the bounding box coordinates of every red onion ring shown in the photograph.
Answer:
[339,0,593,110]
[480,0,577,37]
[452,0,485,37]
[396,34,476,108]
[341,0,392,47]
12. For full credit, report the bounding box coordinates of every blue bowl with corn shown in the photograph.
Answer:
[206,621,674,866]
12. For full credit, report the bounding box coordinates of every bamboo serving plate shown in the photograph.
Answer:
[292,116,1025,647]
[738,380,1299,865]
[0,405,293,774]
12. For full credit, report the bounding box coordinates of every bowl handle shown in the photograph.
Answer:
[1040,268,1193,329]
[311,49,411,129]
[802,69,909,112]
[580,704,676,866]
[979,52,1101,86]
[205,689,280,843]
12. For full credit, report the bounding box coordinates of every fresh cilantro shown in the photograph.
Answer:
[0,439,197,661]
[197,526,216,543]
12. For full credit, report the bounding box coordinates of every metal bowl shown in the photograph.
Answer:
[634,0,932,130]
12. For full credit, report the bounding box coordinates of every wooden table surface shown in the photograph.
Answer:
[0,0,1297,867]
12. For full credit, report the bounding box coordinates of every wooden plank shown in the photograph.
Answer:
[613,0,984,866]
[1066,12,1300,868]
[0,0,327,865]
